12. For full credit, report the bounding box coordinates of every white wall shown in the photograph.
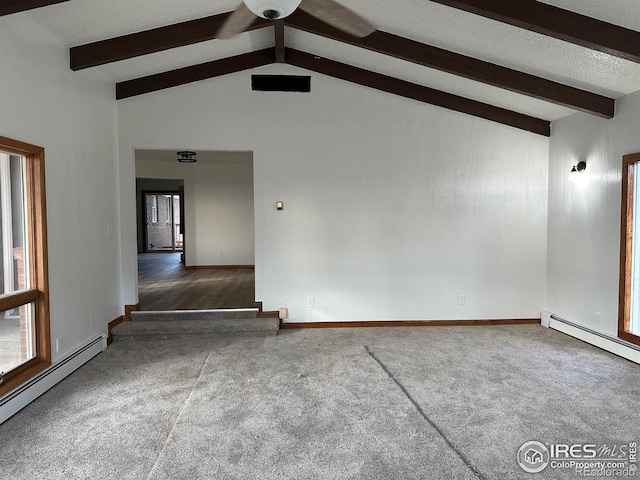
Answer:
[0,15,120,360]
[547,90,640,336]
[135,156,254,266]
[118,64,549,322]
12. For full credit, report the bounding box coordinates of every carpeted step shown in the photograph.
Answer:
[130,308,259,322]
[112,309,279,339]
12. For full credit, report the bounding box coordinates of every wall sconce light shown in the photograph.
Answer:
[569,160,588,187]
[177,151,197,163]
[276,201,284,211]
[570,160,587,175]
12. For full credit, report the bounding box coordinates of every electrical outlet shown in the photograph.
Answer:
[307,297,314,307]
[458,295,466,305]
[55,338,61,354]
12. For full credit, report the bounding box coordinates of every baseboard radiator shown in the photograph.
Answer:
[0,334,107,425]
[542,312,640,364]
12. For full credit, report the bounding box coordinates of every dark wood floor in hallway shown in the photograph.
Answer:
[138,253,256,311]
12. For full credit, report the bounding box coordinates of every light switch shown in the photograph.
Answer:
[276,201,284,210]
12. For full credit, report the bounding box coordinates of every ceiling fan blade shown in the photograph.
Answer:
[298,0,375,38]
[217,3,257,39]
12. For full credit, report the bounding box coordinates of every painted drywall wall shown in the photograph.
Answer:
[118,64,549,321]
[135,157,254,266]
[0,16,120,359]
[136,178,184,253]
[547,90,640,336]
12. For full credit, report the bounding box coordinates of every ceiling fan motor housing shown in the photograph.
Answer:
[243,0,302,19]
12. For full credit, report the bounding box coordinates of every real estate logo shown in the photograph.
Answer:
[517,440,638,476]
[517,441,550,473]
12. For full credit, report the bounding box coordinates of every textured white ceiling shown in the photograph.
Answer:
[338,0,640,98]
[27,0,240,45]
[22,0,640,122]
[540,0,640,30]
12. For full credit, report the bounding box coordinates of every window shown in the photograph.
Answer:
[0,136,50,396]
[151,195,158,223]
[619,153,640,345]
[165,195,172,224]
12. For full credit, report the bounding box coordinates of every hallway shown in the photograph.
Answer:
[137,253,255,310]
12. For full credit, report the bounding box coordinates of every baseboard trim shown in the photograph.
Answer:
[125,303,140,320]
[185,265,255,270]
[107,316,125,345]
[254,301,280,319]
[280,318,541,329]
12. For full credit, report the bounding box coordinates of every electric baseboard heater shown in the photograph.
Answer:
[542,311,640,364]
[0,335,107,424]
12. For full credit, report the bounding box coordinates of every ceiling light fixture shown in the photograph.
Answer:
[177,151,197,163]
[243,0,302,19]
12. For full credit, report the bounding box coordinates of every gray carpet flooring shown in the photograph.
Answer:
[1,325,639,479]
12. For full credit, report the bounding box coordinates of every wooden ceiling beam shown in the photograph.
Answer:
[0,0,70,16]
[285,11,614,118]
[274,20,285,63]
[70,8,614,118]
[116,49,275,100]
[285,49,550,136]
[429,0,640,64]
[70,13,271,71]
[115,45,549,135]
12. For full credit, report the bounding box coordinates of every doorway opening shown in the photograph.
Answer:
[143,191,183,252]
[134,149,255,312]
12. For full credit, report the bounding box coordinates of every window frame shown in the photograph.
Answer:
[165,195,172,224]
[0,136,50,397]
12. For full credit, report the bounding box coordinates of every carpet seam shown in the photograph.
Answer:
[145,350,214,480]
[364,345,486,480]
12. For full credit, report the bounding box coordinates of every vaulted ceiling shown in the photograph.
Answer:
[7,0,640,136]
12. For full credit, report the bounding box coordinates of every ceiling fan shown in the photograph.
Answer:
[217,0,376,39]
